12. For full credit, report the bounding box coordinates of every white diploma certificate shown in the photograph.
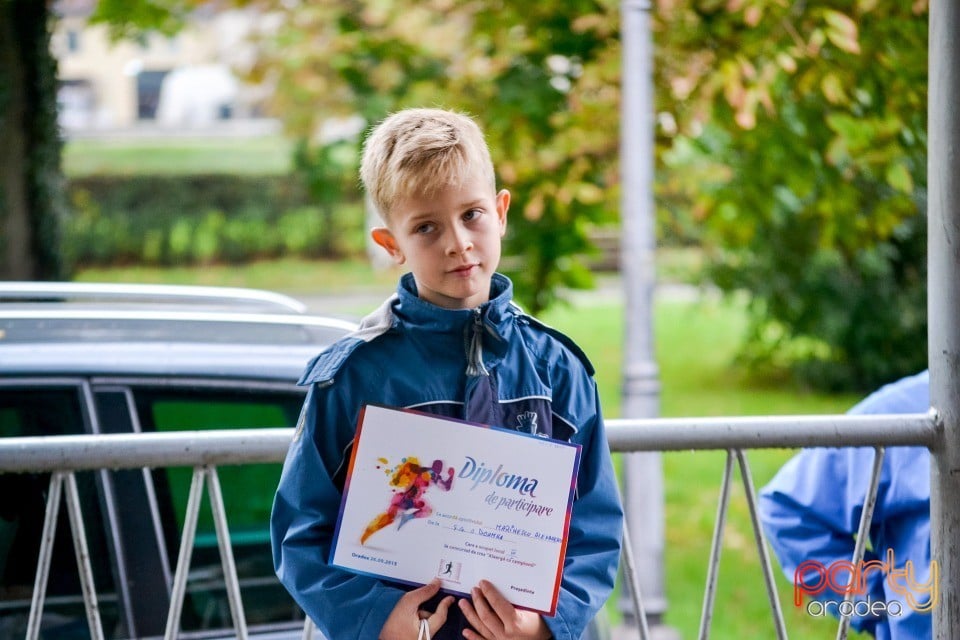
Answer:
[329,404,582,616]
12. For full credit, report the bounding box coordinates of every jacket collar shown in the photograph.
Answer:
[391,272,516,333]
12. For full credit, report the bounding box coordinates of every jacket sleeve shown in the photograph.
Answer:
[758,446,887,635]
[546,381,624,640]
[271,384,404,639]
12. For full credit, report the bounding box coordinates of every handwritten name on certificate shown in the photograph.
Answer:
[329,404,582,616]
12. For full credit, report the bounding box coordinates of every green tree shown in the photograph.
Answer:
[0,0,203,281]
[653,0,928,390]
[1,0,67,280]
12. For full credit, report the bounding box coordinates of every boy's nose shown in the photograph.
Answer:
[447,227,473,255]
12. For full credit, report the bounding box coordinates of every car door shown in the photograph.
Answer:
[125,380,307,636]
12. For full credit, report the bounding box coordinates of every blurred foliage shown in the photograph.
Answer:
[243,0,928,388]
[65,175,364,267]
[88,0,206,40]
[245,0,622,313]
[78,0,929,389]
[652,0,928,391]
[292,138,360,257]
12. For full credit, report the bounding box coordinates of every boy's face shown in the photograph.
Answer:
[371,169,510,310]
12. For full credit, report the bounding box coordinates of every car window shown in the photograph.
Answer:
[135,388,306,632]
[0,386,123,639]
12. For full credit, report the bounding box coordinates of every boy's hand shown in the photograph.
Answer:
[380,579,455,640]
[459,580,552,640]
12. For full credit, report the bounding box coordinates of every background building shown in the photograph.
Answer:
[53,0,271,132]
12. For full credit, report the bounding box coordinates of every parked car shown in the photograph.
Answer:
[0,282,355,639]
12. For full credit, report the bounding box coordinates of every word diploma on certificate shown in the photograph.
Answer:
[329,404,582,616]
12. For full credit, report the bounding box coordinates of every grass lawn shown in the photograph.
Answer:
[540,294,864,639]
[75,256,398,295]
[75,259,867,639]
[63,135,294,176]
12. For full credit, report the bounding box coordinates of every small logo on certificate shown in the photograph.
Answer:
[437,559,462,582]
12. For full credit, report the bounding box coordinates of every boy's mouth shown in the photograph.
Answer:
[450,264,479,276]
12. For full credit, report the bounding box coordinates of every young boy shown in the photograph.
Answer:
[271,108,623,640]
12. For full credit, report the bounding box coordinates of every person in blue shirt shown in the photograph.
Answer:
[758,370,933,639]
[271,108,623,640]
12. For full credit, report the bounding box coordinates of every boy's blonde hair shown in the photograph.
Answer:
[360,108,496,222]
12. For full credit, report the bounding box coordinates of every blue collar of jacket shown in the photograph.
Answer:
[298,272,517,386]
[391,272,515,333]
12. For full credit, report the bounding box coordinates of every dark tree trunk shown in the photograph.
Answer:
[0,0,67,280]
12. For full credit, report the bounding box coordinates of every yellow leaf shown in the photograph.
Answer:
[776,52,797,74]
[808,28,826,55]
[823,10,861,54]
[575,183,604,205]
[525,193,545,222]
[820,73,848,104]
[886,163,914,194]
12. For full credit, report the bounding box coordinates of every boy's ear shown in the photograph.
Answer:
[496,189,510,237]
[371,227,405,264]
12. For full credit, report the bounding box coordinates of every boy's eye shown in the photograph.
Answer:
[463,209,482,222]
[414,222,436,234]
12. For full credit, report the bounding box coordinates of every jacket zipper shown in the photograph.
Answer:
[465,308,489,376]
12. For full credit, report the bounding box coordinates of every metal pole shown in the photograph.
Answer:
[697,451,734,640]
[206,467,249,640]
[165,467,206,640]
[928,1,960,637]
[26,472,64,640]
[65,472,106,640]
[619,0,669,631]
[605,412,937,451]
[735,450,787,640]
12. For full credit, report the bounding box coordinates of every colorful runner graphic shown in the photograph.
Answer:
[361,457,454,544]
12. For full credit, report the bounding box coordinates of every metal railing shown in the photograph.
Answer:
[0,411,940,640]
[608,412,939,640]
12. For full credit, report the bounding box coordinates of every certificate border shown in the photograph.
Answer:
[329,403,582,616]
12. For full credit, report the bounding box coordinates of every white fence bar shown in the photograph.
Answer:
[0,413,938,475]
[697,451,733,640]
[618,519,651,640]
[26,471,106,640]
[0,428,292,472]
[606,413,939,452]
[26,470,65,640]
[63,471,106,640]
[836,446,885,640]
[164,467,205,640]
[206,466,249,640]
[735,449,787,640]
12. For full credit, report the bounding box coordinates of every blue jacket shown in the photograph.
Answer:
[272,273,623,640]
[758,370,931,639]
